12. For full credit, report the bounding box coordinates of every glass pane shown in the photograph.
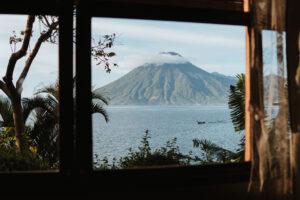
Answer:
[91,17,246,170]
[262,30,290,161]
[0,15,59,171]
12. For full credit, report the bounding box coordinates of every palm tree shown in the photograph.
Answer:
[192,139,237,163]
[193,73,245,163]
[228,73,245,160]
[22,80,110,166]
[228,73,245,132]
[0,97,39,149]
[0,81,110,167]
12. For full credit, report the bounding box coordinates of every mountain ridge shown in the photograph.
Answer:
[95,53,237,105]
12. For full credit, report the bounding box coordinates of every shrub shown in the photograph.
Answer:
[95,130,193,169]
[0,148,49,171]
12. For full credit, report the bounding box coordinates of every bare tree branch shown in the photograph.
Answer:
[0,80,11,98]
[43,16,51,27]
[16,21,59,91]
[4,15,35,84]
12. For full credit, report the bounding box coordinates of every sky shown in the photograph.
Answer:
[0,15,246,97]
[91,18,246,88]
[0,15,58,98]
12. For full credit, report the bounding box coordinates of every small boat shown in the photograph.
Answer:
[196,121,205,124]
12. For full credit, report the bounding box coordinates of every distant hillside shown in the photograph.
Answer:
[211,72,238,82]
[95,52,237,105]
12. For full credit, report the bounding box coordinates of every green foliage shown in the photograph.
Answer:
[0,80,110,170]
[95,130,193,169]
[193,139,238,163]
[0,101,52,170]
[192,73,246,164]
[23,80,110,167]
[25,108,58,167]
[0,127,16,149]
[228,73,245,160]
[0,98,14,127]
[119,130,192,168]
[94,155,118,170]
[1,14,117,169]
[0,147,49,171]
[9,31,23,52]
[228,73,245,132]
[91,33,118,73]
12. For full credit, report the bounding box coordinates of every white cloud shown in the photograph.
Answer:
[92,19,243,48]
[98,53,188,74]
[0,15,27,36]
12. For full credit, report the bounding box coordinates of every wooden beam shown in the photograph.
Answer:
[88,1,250,26]
[0,0,61,15]
[90,0,244,11]
[244,0,264,164]
[286,0,300,197]
[244,0,251,162]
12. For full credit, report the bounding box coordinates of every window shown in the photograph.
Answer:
[76,0,251,183]
[91,17,246,169]
[0,14,61,171]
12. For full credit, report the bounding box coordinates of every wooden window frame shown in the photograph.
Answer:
[0,0,254,197]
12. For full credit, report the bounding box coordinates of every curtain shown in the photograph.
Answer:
[248,0,293,199]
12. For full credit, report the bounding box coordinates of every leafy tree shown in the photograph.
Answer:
[0,15,117,153]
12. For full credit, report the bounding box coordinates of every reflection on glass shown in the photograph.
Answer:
[91,18,246,169]
[0,15,59,171]
[261,30,290,165]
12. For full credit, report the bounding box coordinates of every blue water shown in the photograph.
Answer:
[92,105,243,163]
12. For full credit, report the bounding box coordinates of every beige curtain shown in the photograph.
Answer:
[248,0,293,199]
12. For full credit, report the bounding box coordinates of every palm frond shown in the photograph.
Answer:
[193,139,237,163]
[92,90,109,105]
[0,98,14,127]
[22,96,57,123]
[228,73,245,132]
[26,109,58,165]
[34,81,59,100]
[92,103,109,122]
[23,80,109,166]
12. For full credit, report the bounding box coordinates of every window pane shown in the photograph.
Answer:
[0,15,59,171]
[91,18,245,169]
[262,30,291,161]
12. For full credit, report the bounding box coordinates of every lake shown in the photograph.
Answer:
[92,105,244,164]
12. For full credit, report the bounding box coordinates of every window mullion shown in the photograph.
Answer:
[58,1,75,174]
[75,1,93,175]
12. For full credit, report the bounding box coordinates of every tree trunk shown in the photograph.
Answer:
[11,96,26,153]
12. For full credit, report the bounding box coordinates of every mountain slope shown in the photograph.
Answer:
[95,53,237,105]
